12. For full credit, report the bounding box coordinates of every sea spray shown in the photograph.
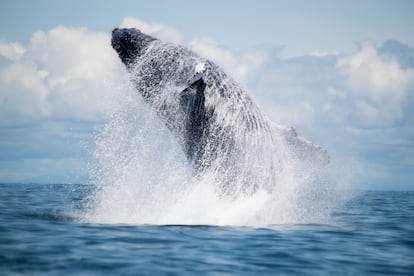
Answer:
[83,86,349,225]
[82,34,352,226]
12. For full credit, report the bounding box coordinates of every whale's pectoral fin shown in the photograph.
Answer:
[180,76,208,165]
[180,75,207,112]
[272,123,330,166]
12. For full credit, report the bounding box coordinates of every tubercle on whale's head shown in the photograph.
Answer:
[111,28,156,67]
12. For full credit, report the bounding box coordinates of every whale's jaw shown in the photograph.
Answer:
[111,28,156,66]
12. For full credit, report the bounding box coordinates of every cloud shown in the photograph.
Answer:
[189,37,278,84]
[336,42,414,127]
[0,25,128,125]
[120,16,182,44]
[0,42,26,60]
[309,50,339,57]
[189,37,249,81]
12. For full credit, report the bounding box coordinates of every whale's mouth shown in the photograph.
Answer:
[111,28,156,66]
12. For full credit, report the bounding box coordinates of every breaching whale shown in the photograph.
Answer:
[111,28,328,196]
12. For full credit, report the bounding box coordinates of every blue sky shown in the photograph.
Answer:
[0,0,413,189]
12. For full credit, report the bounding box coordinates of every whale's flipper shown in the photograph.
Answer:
[272,123,330,166]
[180,76,208,168]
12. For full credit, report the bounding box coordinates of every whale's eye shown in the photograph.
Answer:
[114,44,121,51]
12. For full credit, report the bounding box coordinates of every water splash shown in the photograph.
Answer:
[82,39,353,226]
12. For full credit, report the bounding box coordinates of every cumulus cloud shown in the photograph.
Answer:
[0,25,128,125]
[0,42,26,60]
[189,37,277,84]
[189,37,249,81]
[120,16,182,44]
[336,43,414,126]
[0,61,50,121]
[309,50,339,57]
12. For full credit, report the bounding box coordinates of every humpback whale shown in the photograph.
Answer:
[111,28,328,196]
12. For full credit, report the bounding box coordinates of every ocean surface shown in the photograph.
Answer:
[0,183,413,275]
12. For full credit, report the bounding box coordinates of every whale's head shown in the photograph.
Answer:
[111,28,156,66]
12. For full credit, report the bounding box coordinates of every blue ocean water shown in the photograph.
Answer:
[0,183,413,275]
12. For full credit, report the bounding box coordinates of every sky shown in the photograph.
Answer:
[0,0,413,189]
